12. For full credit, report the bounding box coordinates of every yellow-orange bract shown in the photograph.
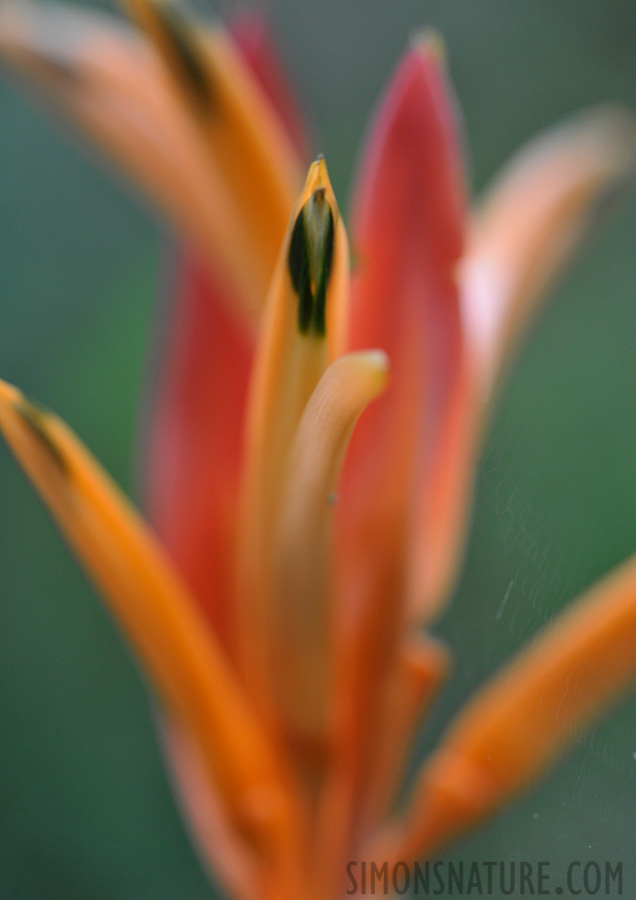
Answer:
[1,2,636,898]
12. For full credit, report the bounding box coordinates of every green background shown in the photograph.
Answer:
[1,1,636,897]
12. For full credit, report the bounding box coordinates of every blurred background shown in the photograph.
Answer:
[1,0,636,897]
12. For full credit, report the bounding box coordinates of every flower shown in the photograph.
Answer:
[1,2,636,898]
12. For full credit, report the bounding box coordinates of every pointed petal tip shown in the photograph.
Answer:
[411,27,447,67]
[351,25,465,250]
[582,105,636,184]
[0,377,17,400]
[0,379,22,419]
[294,155,337,215]
[0,0,81,68]
[306,154,331,193]
[512,105,636,197]
[0,1,40,63]
[389,27,448,99]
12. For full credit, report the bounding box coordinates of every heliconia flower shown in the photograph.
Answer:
[1,2,636,898]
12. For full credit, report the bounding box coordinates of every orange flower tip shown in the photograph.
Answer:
[0,377,19,405]
[0,381,66,474]
[534,107,636,227]
[411,27,447,67]
[124,0,212,112]
[288,157,340,338]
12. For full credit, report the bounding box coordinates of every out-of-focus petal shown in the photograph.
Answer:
[125,0,302,317]
[140,13,309,648]
[404,363,476,625]
[0,0,302,321]
[237,158,349,715]
[361,635,449,831]
[326,38,466,865]
[380,553,636,863]
[229,12,310,160]
[340,34,466,625]
[143,246,253,654]
[271,351,388,744]
[409,107,636,624]
[0,380,301,867]
[161,718,262,900]
[462,106,636,395]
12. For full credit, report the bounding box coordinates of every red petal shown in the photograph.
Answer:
[143,245,253,652]
[323,38,467,868]
[142,15,309,649]
[230,13,309,161]
[339,37,466,635]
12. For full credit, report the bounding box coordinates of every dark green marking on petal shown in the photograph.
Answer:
[288,209,314,334]
[149,1,212,112]
[287,191,335,338]
[14,398,68,475]
[312,208,334,336]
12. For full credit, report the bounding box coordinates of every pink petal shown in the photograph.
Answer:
[412,107,636,623]
[462,106,636,395]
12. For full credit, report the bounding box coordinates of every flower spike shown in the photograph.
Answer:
[2,12,636,900]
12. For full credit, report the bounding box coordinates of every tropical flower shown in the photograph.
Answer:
[1,2,635,898]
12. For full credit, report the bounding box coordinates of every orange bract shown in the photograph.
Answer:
[1,3,636,898]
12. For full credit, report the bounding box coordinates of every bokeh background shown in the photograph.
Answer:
[1,1,636,897]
